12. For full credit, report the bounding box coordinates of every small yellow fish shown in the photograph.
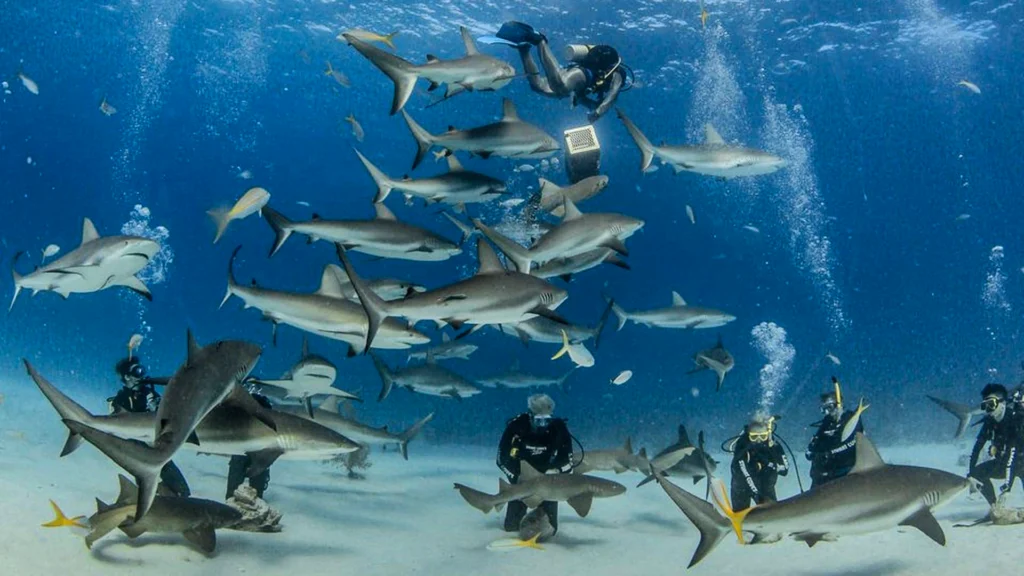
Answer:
[700,0,709,28]
[128,333,144,358]
[685,205,695,225]
[552,330,595,367]
[99,96,117,116]
[208,186,271,244]
[325,61,351,88]
[339,28,400,50]
[957,80,981,95]
[346,113,365,142]
[18,71,39,95]
[486,533,543,551]
[41,500,88,529]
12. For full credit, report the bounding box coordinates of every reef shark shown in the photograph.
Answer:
[927,395,984,439]
[617,108,786,179]
[355,148,507,207]
[637,425,718,487]
[344,27,516,115]
[370,352,481,401]
[572,438,643,475]
[478,362,577,391]
[688,336,735,391]
[610,291,736,330]
[248,338,361,418]
[455,461,627,517]
[406,332,478,363]
[533,176,609,216]
[10,217,160,310]
[324,263,425,302]
[496,299,614,348]
[402,99,560,170]
[655,434,970,568]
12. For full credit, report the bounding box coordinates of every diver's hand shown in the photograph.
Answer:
[1000,483,1011,494]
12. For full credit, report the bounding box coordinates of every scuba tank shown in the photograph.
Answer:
[564,44,593,62]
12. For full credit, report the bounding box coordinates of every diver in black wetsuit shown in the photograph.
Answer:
[805,379,866,488]
[225,387,275,500]
[730,416,788,510]
[496,394,574,536]
[108,356,191,497]
[968,383,1024,505]
[492,22,629,123]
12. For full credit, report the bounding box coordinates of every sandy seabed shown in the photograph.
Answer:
[1,383,1021,576]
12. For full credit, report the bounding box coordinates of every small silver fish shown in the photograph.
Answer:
[610,370,633,385]
[325,61,351,88]
[743,224,760,234]
[685,205,695,224]
[957,80,981,95]
[41,244,60,261]
[825,351,841,366]
[99,97,117,116]
[346,114,365,142]
[955,213,970,222]
[18,72,39,95]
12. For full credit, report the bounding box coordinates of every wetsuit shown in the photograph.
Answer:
[730,435,789,510]
[969,408,1024,504]
[806,410,864,488]
[517,41,625,122]
[226,393,274,499]
[108,379,191,498]
[496,413,573,533]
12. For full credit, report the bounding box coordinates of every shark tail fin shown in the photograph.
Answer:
[354,148,395,203]
[336,245,392,353]
[207,207,232,244]
[926,395,974,439]
[592,298,615,349]
[472,219,532,273]
[9,251,25,313]
[369,352,395,402]
[62,419,164,523]
[262,206,294,257]
[23,359,96,457]
[41,499,87,529]
[442,212,476,246]
[715,368,726,392]
[454,483,499,514]
[537,178,562,212]
[344,34,418,115]
[401,110,435,171]
[397,412,435,459]
[609,298,629,331]
[710,478,753,545]
[615,108,656,172]
[221,246,242,309]
[654,470,733,568]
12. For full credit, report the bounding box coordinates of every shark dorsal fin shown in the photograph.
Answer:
[623,436,633,454]
[81,218,100,245]
[476,238,505,275]
[704,124,725,146]
[671,291,687,306]
[317,264,348,298]
[319,396,341,413]
[442,332,451,343]
[446,154,465,172]
[501,98,520,122]
[459,26,479,55]
[677,424,693,447]
[850,433,885,473]
[519,461,542,481]
[561,197,583,221]
[425,54,440,63]
[375,203,398,221]
[116,474,137,505]
[186,329,200,365]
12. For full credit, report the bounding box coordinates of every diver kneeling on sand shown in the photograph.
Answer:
[226,383,277,500]
[729,414,789,510]
[108,354,191,498]
[806,377,868,488]
[497,394,573,539]
[968,383,1024,507]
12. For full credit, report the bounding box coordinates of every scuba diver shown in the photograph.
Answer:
[225,386,275,500]
[487,21,630,123]
[730,415,789,510]
[108,355,191,497]
[496,394,574,538]
[805,377,867,488]
[968,383,1024,506]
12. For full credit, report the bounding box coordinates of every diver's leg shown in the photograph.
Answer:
[535,39,588,95]
[250,466,271,499]
[730,477,752,511]
[226,455,248,499]
[504,500,528,532]
[541,501,559,535]
[517,45,554,96]
[160,461,191,497]
[973,460,1001,504]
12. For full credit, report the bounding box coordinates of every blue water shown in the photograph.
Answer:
[1,0,1021,456]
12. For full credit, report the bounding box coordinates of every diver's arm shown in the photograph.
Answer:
[590,72,624,121]
[551,421,574,473]
[517,45,556,97]
[773,445,790,476]
[497,420,520,477]
[969,424,989,473]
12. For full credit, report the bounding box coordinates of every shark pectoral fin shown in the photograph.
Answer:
[566,493,594,517]
[183,526,217,554]
[900,508,946,546]
[522,496,544,509]
[692,475,705,485]
[109,275,153,301]
[245,448,284,478]
[119,521,147,539]
[60,433,83,457]
[600,238,629,257]
[186,431,201,446]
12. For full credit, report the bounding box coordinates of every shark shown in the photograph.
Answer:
[355,148,507,207]
[473,198,644,274]
[610,291,736,330]
[637,425,718,487]
[454,461,627,517]
[371,352,481,401]
[617,108,787,179]
[324,263,425,302]
[688,336,735,391]
[406,332,479,363]
[478,362,577,391]
[530,248,630,282]
[276,396,434,460]
[337,238,569,353]
[655,434,971,568]
[344,26,516,115]
[35,332,265,522]
[263,204,462,261]
[572,438,643,475]
[496,299,614,348]
[10,217,160,310]
[533,176,609,216]
[927,395,984,439]
[248,338,361,418]
[85,475,243,554]
[221,248,429,352]
[402,99,560,170]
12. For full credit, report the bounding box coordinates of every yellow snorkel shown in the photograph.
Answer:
[832,376,844,413]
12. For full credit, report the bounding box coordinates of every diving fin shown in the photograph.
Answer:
[493,21,543,46]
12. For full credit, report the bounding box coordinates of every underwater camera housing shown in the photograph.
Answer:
[563,125,601,184]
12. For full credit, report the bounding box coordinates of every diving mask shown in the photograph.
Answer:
[982,397,1003,413]
[748,430,770,442]
[531,414,552,429]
